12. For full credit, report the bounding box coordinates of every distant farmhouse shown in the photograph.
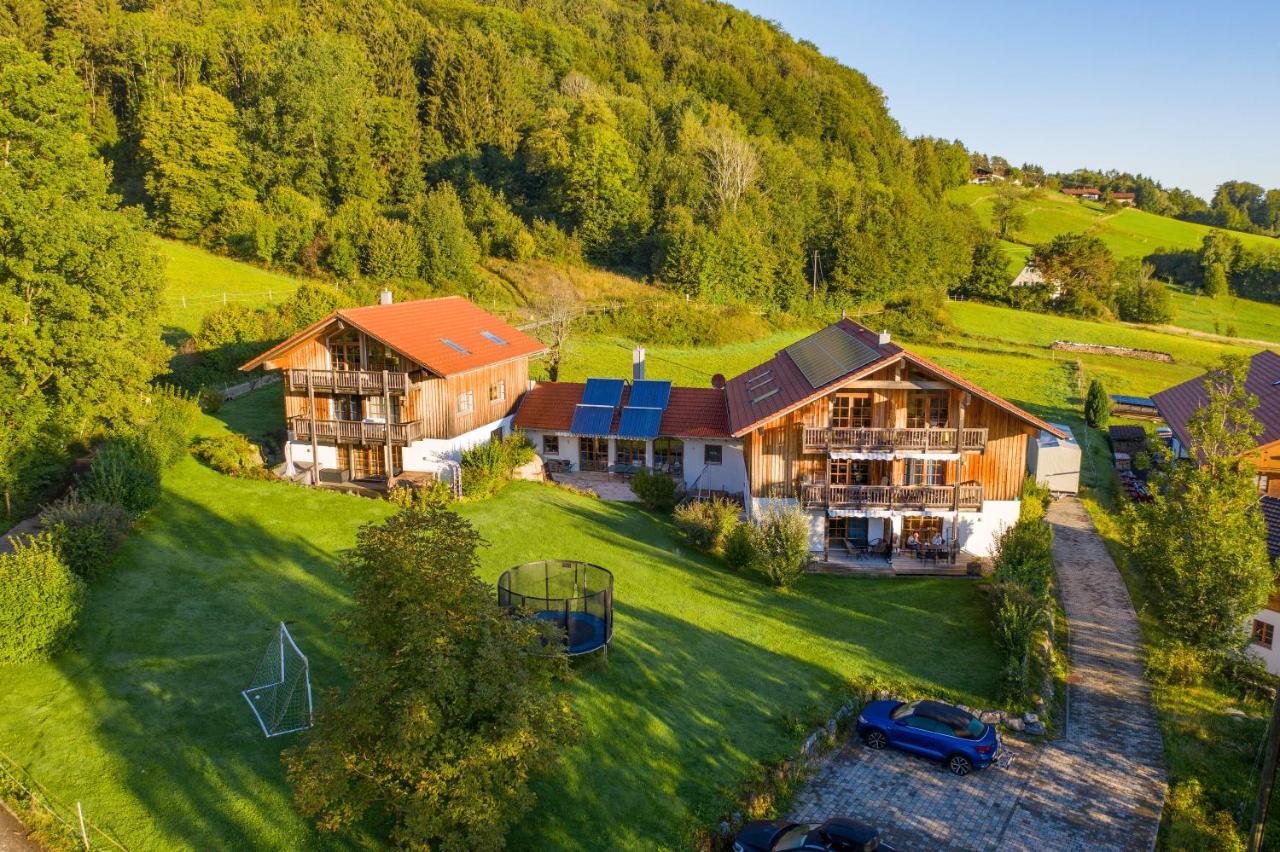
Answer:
[1010,263,1062,298]
[1111,192,1136,206]
[1061,186,1101,201]
[969,166,1005,185]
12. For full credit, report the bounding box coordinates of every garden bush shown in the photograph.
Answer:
[990,517,1055,700]
[136,385,201,468]
[0,535,86,664]
[190,435,271,479]
[388,481,454,509]
[630,469,677,512]
[461,432,535,499]
[1019,474,1051,523]
[198,387,226,413]
[78,436,163,515]
[673,498,740,552]
[755,505,810,588]
[1145,640,1211,688]
[722,521,760,572]
[38,498,132,580]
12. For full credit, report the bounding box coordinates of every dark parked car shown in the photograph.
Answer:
[855,698,1004,776]
[733,817,895,852]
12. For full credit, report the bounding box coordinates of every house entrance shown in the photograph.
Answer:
[338,444,401,480]
[580,437,608,472]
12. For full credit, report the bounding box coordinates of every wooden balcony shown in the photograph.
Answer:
[799,482,984,511]
[801,426,988,454]
[289,416,423,446]
[286,368,410,395]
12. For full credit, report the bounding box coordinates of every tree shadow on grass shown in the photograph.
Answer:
[45,486,378,850]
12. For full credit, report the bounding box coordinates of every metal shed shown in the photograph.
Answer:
[1029,422,1081,496]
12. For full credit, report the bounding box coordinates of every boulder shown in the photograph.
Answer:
[1025,721,1046,736]
[512,454,546,482]
[979,710,1006,725]
[1004,717,1025,732]
[1023,712,1040,724]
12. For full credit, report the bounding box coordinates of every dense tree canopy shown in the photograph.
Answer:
[2,0,981,310]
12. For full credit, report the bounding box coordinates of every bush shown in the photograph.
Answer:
[199,387,226,413]
[460,432,535,499]
[79,436,163,515]
[190,435,271,479]
[38,498,132,580]
[591,299,770,348]
[1085,377,1110,429]
[1019,474,1051,523]
[673,498,740,552]
[723,520,760,572]
[0,535,86,664]
[1145,640,1210,687]
[136,385,201,468]
[388,481,454,509]
[755,505,810,588]
[630,469,677,512]
[990,517,1055,700]
[1163,779,1246,852]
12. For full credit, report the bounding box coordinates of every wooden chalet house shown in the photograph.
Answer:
[241,293,545,487]
[1152,350,1280,496]
[723,321,1065,560]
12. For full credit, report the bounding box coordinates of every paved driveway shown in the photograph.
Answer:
[789,497,1167,850]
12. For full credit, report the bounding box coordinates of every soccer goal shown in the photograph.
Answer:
[243,623,314,737]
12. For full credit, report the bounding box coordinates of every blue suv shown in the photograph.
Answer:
[855,699,1003,776]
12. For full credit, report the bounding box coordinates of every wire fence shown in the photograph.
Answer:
[0,748,128,850]
[164,285,321,310]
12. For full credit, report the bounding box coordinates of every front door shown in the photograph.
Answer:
[580,437,608,472]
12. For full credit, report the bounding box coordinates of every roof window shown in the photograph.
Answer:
[480,330,508,346]
[440,338,470,355]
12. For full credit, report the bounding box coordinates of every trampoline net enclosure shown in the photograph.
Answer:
[497,560,614,655]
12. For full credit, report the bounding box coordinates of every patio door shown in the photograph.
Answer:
[338,444,400,480]
[580,437,608,472]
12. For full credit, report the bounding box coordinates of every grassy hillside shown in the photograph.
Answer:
[949,184,1279,268]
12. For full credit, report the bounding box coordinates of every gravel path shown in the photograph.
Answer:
[789,496,1166,850]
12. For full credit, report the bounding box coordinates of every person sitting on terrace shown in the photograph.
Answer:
[906,531,921,556]
[930,532,946,549]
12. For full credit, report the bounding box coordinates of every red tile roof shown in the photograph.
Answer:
[1062,187,1101,196]
[241,296,546,376]
[512,382,731,439]
[1152,349,1280,455]
[1112,192,1136,200]
[725,319,1066,439]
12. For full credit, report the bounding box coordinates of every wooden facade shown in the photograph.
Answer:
[742,361,1036,503]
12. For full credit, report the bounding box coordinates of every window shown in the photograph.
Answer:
[905,459,946,486]
[543,435,560,456]
[479,330,508,346]
[490,381,506,402]
[457,390,474,414]
[1253,620,1275,649]
[704,444,723,465]
[906,392,949,428]
[329,329,362,371]
[440,338,470,354]
[762,427,786,455]
[902,516,944,542]
[363,396,386,422]
[653,437,683,474]
[334,395,361,421]
[616,439,645,467]
[829,459,869,486]
[1258,475,1271,495]
[832,394,872,428]
[366,341,402,372]
[828,517,868,549]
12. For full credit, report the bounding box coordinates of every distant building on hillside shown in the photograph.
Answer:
[1111,192,1136,206]
[1010,263,1062,298]
[970,166,1003,185]
[1061,186,1101,201]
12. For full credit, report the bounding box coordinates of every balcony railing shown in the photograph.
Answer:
[799,483,984,511]
[286,368,409,395]
[290,417,422,446]
[801,426,988,454]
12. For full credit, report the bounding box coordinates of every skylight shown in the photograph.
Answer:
[480,330,508,346]
[746,370,774,389]
[440,338,470,354]
[751,387,780,405]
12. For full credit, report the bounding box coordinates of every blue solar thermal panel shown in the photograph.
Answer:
[1110,394,1155,407]
[616,407,664,440]
[570,405,616,436]
[581,378,625,408]
[628,380,672,410]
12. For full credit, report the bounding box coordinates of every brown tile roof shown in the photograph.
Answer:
[512,382,731,439]
[1108,425,1147,455]
[1112,192,1136,200]
[725,319,1065,439]
[241,296,546,377]
[1062,187,1101,196]
[1151,350,1280,455]
[1262,496,1280,562]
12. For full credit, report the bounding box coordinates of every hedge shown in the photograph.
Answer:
[0,535,86,665]
[38,498,132,580]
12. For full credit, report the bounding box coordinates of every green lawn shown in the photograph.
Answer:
[0,392,1002,851]
[949,184,1280,262]
[155,238,309,339]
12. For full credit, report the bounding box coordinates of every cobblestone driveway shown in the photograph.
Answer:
[789,497,1167,850]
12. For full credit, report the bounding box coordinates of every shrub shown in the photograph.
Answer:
[460,432,535,499]
[190,435,271,479]
[0,535,86,664]
[199,387,226,413]
[388,481,454,509]
[38,498,132,580]
[673,498,740,552]
[1085,377,1110,429]
[630,469,677,512]
[722,520,760,572]
[1145,641,1210,687]
[1019,474,1051,523]
[591,299,770,348]
[137,385,201,468]
[79,436,163,515]
[755,505,810,588]
[1162,779,1245,852]
[990,517,1055,699]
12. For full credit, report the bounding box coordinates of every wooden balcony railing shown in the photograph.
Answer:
[286,368,410,395]
[799,483,984,511]
[801,426,988,454]
[290,417,422,446]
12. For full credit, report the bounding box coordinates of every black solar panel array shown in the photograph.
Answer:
[785,325,880,389]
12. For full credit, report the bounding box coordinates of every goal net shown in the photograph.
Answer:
[242,623,314,737]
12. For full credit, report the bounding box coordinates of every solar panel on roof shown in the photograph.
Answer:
[785,325,880,389]
[1109,394,1156,406]
[581,378,625,407]
[570,405,616,436]
[629,380,672,410]
[617,406,664,439]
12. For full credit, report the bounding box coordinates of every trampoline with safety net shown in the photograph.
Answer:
[497,560,614,656]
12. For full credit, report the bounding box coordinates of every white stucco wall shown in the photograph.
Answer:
[681,438,747,494]
[285,441,338,472]
[520,430,581,471]
[1248,609,1280,675]
[954,499,1021,557]
[402,414,512,471]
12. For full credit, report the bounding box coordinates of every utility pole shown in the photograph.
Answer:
[1248,687,1280,851]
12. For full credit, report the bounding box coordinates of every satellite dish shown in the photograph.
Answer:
[711,373,726,390]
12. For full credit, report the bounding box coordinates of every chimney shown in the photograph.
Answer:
[378,288,393,306]
[632,346,646,382]
[878,329,891,346]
